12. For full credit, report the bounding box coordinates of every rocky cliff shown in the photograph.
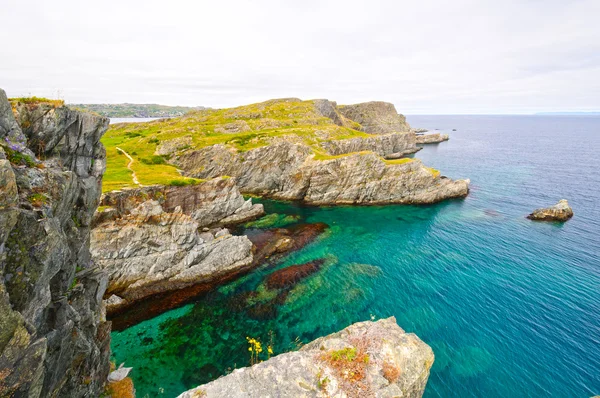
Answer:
[176,141,469,205]
[338,101,411,134]
[179,317,434,398]
[103,98,468,204]
[0,91,110,397]
[91,178,264,315]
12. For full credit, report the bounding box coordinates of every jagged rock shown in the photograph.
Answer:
[415,133,449,144]
[0,159,18,207]
[214,120,252,134]
[177,142,468,205]
[97,177,264,228]
[91,200,254,312]
[527,199,574,222]
[155,135,192,156]
[320,131,417,158]
[0,90,110,397]
[179,317,434,398]
[338,101,411,134]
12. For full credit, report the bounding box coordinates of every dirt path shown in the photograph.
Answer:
[116,147,141,186]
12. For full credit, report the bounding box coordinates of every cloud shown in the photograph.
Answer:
[1,0,599,113]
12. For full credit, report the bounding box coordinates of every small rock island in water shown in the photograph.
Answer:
[527,199,574,222]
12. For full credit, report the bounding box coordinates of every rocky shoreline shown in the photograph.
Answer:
[1,91,462,397]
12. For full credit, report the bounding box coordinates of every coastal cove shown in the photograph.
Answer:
[110,115,600,398]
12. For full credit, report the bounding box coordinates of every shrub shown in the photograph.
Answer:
[27,193,49,207]
[140,155,166,165]
[169,179,200,187]
[4,146,37,167]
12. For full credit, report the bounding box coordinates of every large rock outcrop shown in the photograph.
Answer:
[415,133,449,144]
[91,178,264,314]
[176,142,469,205]
[179,317,434,398]
[527,199,573,222]
[338,101,411,134]
[0,91,110,397]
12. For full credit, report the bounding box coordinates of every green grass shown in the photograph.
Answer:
[9,97,64,107]
[100,98,401,192]
[384,158,415,165]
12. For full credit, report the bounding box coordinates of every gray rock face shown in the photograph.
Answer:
[91,201,254,311]
[179,317,434,398]
[96,177,264,228]
[527,199,574,222]
[320,132,419,158]
[415,133,449,144]
[0,91,110,397]
[177,142,469,205]
[338,101,411,134]
[91,178,264,313]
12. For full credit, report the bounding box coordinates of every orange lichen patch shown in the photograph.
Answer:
[318,337,372,397]
[105,377,135,398]
[382,360,401,383]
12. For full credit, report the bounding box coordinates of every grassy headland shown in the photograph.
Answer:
[101,98,408,192]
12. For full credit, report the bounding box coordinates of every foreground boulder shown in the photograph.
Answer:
[179,317,434,398]
[527,199,573,222]
[0,90,110,397]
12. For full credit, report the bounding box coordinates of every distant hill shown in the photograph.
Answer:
[535,111,600,115]
[70,103,207,118]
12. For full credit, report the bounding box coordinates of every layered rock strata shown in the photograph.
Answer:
[527,199,573,222]
[320,132,421,159]
[179,317,434,398]
[91,178,264,314]
[0,90,111,397]
[177,142,469,205]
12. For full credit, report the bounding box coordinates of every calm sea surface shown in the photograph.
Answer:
[111,115,600,397]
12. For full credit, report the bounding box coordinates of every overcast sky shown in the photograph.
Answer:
[2,0,599,114]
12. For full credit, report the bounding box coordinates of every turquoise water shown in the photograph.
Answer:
[111,116,600,397]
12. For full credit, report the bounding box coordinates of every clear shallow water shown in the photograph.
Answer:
[111,115,600,397]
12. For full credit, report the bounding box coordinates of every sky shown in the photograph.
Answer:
[1,0,599,114]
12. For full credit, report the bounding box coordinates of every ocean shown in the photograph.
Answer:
[111,115,600,397]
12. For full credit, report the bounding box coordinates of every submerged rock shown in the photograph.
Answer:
[527,199,573,222]
[265,259,326,289]
[179,317,434,398]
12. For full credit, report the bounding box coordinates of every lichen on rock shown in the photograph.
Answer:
[0,89,110,397]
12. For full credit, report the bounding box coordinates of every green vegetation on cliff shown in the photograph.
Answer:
[101,98,376,191]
